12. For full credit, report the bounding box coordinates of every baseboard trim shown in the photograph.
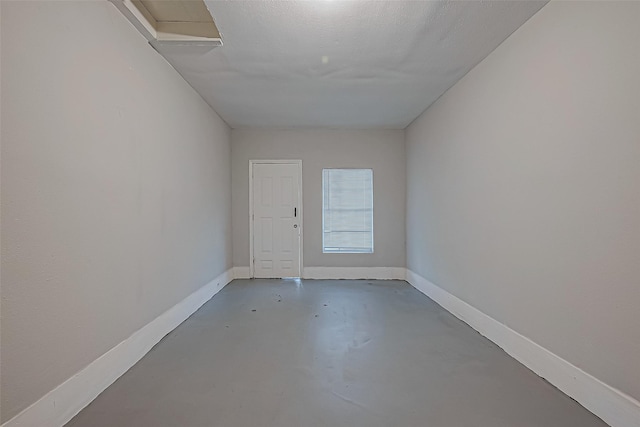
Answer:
[233,266,405,280]
[233,266,251,279]
[405,269,640,427]
[2,268,234,427]
[302,266,405,280]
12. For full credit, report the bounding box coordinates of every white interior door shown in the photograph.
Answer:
[252,162,301,278]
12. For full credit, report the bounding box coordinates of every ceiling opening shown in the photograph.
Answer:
[110,0,222,48]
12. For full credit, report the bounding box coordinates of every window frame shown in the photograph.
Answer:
[322,168,374,254]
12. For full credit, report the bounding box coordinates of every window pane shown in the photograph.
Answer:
[322,169,373,253]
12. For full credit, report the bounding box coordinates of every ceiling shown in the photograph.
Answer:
[154,1,547,129]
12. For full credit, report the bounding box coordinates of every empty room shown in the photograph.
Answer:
[1,1,639,426]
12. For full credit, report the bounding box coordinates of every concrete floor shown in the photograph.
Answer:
[66,279,608,427]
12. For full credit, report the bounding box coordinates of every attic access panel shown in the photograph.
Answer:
[110,0,222,49]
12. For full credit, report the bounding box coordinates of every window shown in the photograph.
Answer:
[322,169,373,253]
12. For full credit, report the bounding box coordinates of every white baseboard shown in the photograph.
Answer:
[2,268,234,427]
[302,266,406,280]
[405,269,640,427]
[233,266,251,279]
[233,266,405,280]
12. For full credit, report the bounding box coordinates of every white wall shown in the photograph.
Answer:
[0,1,232,422]
[231,129,405,273]
[406,0,640,403]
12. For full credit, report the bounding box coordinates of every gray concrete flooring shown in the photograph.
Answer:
[66,279,608,427]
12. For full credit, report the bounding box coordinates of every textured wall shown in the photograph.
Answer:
[406,1,640,401]
[231,129,405,270]
[0,1,232,421]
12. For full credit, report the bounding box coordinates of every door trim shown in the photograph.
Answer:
[249,160,303,278]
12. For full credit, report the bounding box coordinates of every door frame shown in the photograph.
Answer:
[249,160,303,278]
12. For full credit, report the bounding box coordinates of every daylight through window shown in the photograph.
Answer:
[322,169,373,253]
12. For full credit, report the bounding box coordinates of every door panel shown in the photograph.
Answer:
[253,163,301,278]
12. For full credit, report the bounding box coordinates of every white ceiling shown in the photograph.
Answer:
[154,1,547,129]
